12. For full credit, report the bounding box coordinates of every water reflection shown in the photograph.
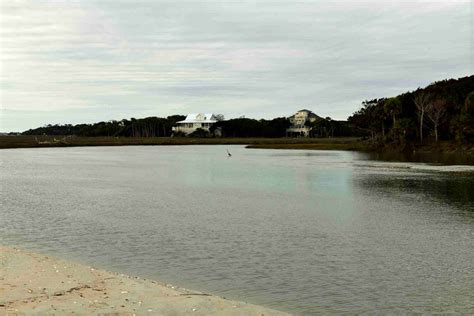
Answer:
[0,146,473,315]
[365,150,474,165]
[353,172,474,209]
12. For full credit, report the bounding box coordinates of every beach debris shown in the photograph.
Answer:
[147,309,153,312]
[180,293,211,296]
[120,290,128,294]
[192,308,197,312]
[66,285,90,293]
[93,287,105,291]
[53,291,65,296]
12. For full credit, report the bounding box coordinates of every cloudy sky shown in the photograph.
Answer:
[1,0,471,132]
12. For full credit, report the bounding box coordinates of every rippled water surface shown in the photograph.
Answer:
[1,146,473,314]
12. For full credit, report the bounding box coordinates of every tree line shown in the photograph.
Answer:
[23,115,186,137]
[23,115,356,138]
[210,117,290,137]
[348,75,474,146]
[22,75,473,144]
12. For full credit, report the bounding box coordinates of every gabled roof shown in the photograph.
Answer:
[177,113,217,123]
[289,109,322,120]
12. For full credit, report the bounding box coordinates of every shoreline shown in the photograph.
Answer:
[1,135,473,164]
[0,135,361,150]
[0,245,289,315]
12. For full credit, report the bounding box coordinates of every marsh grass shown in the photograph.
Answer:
[0,135,362,150]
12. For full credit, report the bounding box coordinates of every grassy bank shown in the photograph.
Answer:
[246,137,365,150]
[370,141,474,165]
[1,136,472,163]
[0,135,362,150]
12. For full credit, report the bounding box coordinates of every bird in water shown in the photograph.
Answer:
[226,149,232,157]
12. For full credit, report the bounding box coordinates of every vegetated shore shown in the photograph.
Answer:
[0,135,363,150]
[1,136,473,163]
[0,246,288,315]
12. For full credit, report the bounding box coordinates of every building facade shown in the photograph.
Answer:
[172,113,219,135]
[286,109,321,137]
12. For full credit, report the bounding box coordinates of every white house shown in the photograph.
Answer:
[172,113,219,135]
[286,109,321,137]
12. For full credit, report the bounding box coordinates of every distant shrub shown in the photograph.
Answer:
[188,128,210,138]
[172,131,187,137]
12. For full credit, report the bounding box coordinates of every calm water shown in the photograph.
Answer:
[1,146,473,314]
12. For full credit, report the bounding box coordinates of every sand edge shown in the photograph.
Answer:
[0,246,290,315]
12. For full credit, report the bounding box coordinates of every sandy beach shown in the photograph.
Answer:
[0,246,289,315]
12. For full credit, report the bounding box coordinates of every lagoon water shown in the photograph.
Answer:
[1,145,473,314]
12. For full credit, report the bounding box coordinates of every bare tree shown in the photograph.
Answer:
[414,92,431,143]
[426,98,447,142]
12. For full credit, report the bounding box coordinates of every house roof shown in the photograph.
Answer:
[177,113,217,123]
[289,109,322,119]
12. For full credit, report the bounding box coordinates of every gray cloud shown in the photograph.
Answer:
[1,0,471,132]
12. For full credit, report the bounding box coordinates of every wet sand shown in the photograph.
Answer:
[0,246,289,315]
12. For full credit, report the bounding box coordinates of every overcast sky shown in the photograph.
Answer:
[1,0,471,132]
